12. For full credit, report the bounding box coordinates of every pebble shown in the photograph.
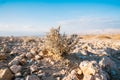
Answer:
[20,58,27,65]
[35,55,41,60]
[38,72,46,77]
[56,77,61,80]
[50,61,54,65]
[30,48,37,55]
[26,52,33,59]
[0,53,6,60]
[30,65,38,72]
[15,72,22,77]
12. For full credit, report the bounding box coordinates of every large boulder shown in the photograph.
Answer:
[79,61,108,80]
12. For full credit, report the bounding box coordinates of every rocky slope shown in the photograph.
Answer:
[0,35,120,80]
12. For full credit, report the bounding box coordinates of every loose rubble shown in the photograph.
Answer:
[0,35,120,80]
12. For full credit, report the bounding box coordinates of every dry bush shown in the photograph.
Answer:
[42,27,78,57]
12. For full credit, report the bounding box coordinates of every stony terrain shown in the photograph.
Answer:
[0,34,120,80]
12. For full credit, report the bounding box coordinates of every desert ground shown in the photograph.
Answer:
[0,33,120,80]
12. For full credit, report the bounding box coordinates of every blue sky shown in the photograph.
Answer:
[0,0,120,36]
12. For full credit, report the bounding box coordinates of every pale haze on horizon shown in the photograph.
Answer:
[0,0,120,36]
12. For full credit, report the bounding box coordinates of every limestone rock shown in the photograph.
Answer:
[19,53,26,58]
[79,61,108,80]
[79,61,99,75]
[0,53,6,60]
[38,72,46,77]
[26,75,40,80]
[62,70,79,80]
[20,58,27,65]
[10,49,19,55]
[30,48,37,55]
[53,69,66,77]
[99,56,116,69]
[83,75,94,80]
[9,59,20,66]
[9,56,22,66]
[0,68,14,80]
[80,50,87,55]
[95,50,108,56]
[26,52,33,59]
[10,65,22,74]
[15,72,22,77]
[0,62,7,68]
[38,51,44,56]
[30,65,38,72]
[76,68,82,75]
[35,55,41,60]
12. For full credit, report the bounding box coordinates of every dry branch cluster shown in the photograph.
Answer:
[43,27,78,56]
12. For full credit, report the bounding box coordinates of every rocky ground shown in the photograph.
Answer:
[0,34,120,80]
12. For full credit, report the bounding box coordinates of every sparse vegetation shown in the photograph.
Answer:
[0,33,120,80]
[42,26,78,57]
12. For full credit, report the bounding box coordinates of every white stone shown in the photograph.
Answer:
[35,55,41,60]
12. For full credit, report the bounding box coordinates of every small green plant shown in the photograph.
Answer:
[43,26,78,57]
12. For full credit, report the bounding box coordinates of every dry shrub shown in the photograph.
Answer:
[42,27,78,58]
